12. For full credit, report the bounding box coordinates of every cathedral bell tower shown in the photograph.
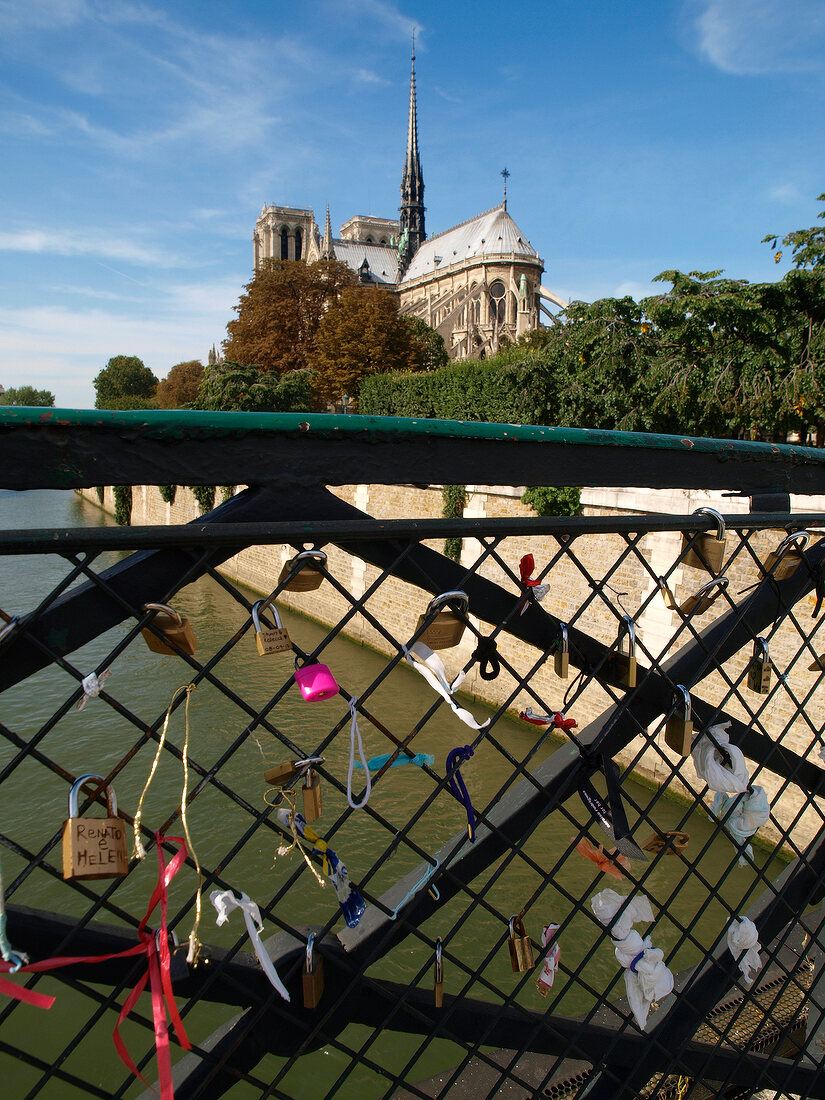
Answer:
[398,42,425,277]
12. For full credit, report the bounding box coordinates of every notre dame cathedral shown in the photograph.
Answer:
[252,49,566,360]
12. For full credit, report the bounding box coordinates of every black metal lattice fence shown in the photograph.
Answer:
[2,411,825,1100]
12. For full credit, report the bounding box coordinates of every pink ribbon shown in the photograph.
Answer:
[0,834,190,1100]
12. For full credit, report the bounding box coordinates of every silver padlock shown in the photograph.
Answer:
[747,637,772,694]
[682,508,727,573]
[613,616,637,688]
[251,600,291,656]
[665,685,694,756]
[554,623,569,679]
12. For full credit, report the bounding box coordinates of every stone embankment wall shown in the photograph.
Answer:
[79,483,825,850]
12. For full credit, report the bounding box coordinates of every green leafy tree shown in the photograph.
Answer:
[0,385,55,406]
[195,361,315,412]
[93,356,158,410]
[402,316,450,371]
[309,286,426,402]
[155,360,204,408]
[223,258,355,374]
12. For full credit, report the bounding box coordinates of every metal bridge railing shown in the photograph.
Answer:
[2,410,825,1100]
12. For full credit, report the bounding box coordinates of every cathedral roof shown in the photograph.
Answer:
[333,240,399,284]
[401,204,541,283]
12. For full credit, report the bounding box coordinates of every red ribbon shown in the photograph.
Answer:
[519,554,541,587]
[519,709,577,731]
[0,834,190,1099]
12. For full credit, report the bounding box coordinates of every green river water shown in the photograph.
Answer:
[0,490,782,1098]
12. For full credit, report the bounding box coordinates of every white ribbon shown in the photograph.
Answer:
[727,916,762,987]
[403,643,490,731]
[691,722,749,793]
[346,698,371,810]
[210,889,290,1002]
[76,668,112,712]
[711,786,770,866]
[536,923,561,995]
[591,889,674,1030]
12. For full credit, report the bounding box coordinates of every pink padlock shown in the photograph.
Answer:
[294,659,339,702]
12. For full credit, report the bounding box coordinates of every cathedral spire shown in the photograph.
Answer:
[321,204,334,259]
[398,36,425,277]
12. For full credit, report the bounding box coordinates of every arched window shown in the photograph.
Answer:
[280,227,288,260]
[295,229,303,261]
[489,280,506,325]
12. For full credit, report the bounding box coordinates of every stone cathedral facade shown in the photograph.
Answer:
[252,51,565,359]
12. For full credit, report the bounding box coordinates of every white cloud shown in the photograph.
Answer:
[330,0,423,44]
[354,68,389,85]
[691,0,825,75]
[768,182,804,204]
[0,229,182,267]
[0,0,90,32]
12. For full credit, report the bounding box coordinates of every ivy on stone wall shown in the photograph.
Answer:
[190,485,216,514]
[442,483,467,562]
[95,486,105,505]
[220,485,237,503]
[158,484,177,505]
[113,485,132,527]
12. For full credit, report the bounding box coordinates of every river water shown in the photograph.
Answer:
[0,490,779,1098]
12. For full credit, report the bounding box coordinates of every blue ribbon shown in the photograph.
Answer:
[354,752,434,771]
[446,745,476,842]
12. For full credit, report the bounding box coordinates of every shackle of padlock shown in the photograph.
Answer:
[68,773,118,819]
[424,591,470,618]
[674,685,691,723]
[252,600,284,633]
[143,602,182,624]
[293,549,327,567]
[306,932,317,974]
[693,507,726,542]
[683,575,729,614]
[773,530,810,559]
[753,636,770,661]
[618,616,636,655]
[558,623,568,655]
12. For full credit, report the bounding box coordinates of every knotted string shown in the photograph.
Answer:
[445,745,476,841]
[346,697,371,809]
[76,667,112,712]
[389,858,440,920]
[272,790,327,890]
[518,554,550,614]
[133,683,202,963]
[471,636,501,680]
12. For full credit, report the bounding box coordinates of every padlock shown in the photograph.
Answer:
[302,767,322,821]
[263,760,301,785]
[680,576,729,616]
[747,637,772,694]
[62,773,129,881]
[141,602,197,656]
[665,685,694,756]
[763,531,810,581]
[507,913,534,973]
[294,659,339,701]
[279,549,327,592]
[416,591,469,651]
[613,616,637,689]
[681,508,727,573]
[303,934,324,1009]
[251,600,291,656]
[434,938,444,1007]
[554,623,569,679]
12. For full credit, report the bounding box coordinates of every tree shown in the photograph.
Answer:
[93,356,158,410]
[402,316,449,371]
[155,360,204,408]
[194,361,315,412]
[0,385,55,407]
[223,258,355,374]
[309,286,426,402]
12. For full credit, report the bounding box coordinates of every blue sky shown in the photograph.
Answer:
[1,0,824,408]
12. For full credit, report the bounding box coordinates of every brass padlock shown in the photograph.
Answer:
[747,637,772,694]
[62,773,129,880]
[681,507,727,573]
[416,591,469,650]
[680,576,729,616]
[251,600,291,656]
[302,934,324,1009]
[507,913,534,973]
[263,760,301,785]
[434,938,444,1007]
[665,685,694,756]
[141,602,197,656]
[763,531,810,581]
[554,623,569,679]
[613,616,637,689]
[302,767,322,822]
[279,549,327,592]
